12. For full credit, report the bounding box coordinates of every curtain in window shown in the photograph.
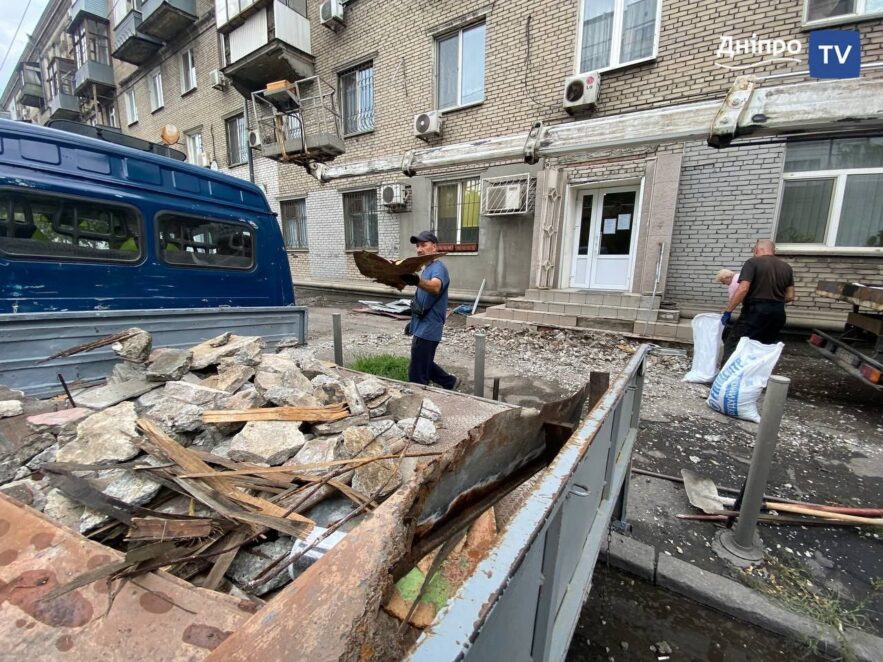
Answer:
[343,190,378,249]
[341,63,374,135]
[435,183,459,244]
[461,24,485,105]
[580,0,614,71]
[806,0,855,22]
[460,179,481,244]
[437,34,459,109]
[620,0,657,63]
[226,115,247,165]
[281,199,307,248]
[776,179,834,244]
[839,174,883,247]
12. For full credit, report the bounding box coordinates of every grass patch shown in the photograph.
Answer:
[350,353,410,382]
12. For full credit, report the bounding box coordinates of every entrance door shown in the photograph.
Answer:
[570,188,638,291]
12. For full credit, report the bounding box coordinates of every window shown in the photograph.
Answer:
[432,178,480,251]
[47,59,75,100]
[73,19,110,67]
[180,48,197,94]
[281,198,308,249]
[158,214,254,269]
[148,68,164,111]
[124,88,138,125]
[577,0,659,73]
[804,0,883,23]
[437,23,485,110]
[185,129,204,165]
[776,138,883,250]
[343,190,378,250]
[113,0,143,26]
[339,61,374,136]
[225,114,248,166]
[0,190,141,262]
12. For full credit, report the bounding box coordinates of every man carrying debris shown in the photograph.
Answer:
[722,239,795,359]
[401,231,459,390]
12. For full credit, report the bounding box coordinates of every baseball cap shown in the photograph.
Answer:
[410,230,438,244]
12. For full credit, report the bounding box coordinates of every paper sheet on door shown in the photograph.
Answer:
[617,214,631,230]
[603,218,617,234]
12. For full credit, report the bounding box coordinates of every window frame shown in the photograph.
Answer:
[435,22,486,112]
[776,166,883,253]
[802,0,883,27]
[225,113,248,167]
[342,188,379,251]
[180,48,197,95]
[280,197,308,250]
[155,211,257,271]
[431,176,481,253]
[0,187,145,264]
[148,68,164,112]
[338,60,375,137]
[184,128,204,165]
[124,87,138,125]
[574,0,662,75]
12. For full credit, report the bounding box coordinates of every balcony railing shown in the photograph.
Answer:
[112,10,162,65]
[16,64,45,107]
[141,0,197,41]
[69,0,108,29]
[74,60,115,96]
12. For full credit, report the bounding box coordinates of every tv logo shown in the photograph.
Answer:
[809,30,861,78]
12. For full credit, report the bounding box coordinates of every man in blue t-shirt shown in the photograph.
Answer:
[401,231,459,390]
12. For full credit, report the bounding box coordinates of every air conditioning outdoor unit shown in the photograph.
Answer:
[562,71,601,114]
[210,69,227,90]
[320,0,345,30]
[414,110,442,140]
[481,174,536,216]
[381,183,411,210]
[248,130,261,148]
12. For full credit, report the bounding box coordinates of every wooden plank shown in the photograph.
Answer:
[126,517,214,541]
[815,280,883,312]
[202,530,254,591]
[202,404,349,424]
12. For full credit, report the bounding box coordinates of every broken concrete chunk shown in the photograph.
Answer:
[311,379,346,406]
[75,378,161,410]
[107,361,148,385]
[339,426,378,459]
[0,400,24,418]
[312,413,370,436]
[0,386,26,401]
[210,439,233,459]
[303,497,357,529]
[146,348,193,382]
[56,401,141,464]
[217,386,265,412]
[43,488,84,531]
[421,398,441,422]
[367,419,400,443]
[112,328,152,363]
[228,422,306,465]
[288,435,340,475]
[145,400,204,434]
[264,387,322,408]
[227,537,293,596]
[352,458,401,498]
[0,477,48,511]
[257,354,300,375]
[396,417,439,446]
[254,371,282,394]
[26,441,60,471]
[190,335,264,370]
[342,379,366,416]
[311,374,341,389]
[357,378,387,402]
[136,387,168,411]
[191,427,231,452]
[163,380,229,407]
[369,403,388,419]
[80,460,163,532]
[26,408,91,440]
[387,393,424,421]
[281,369,314,393]
[202,364,255,393]
[208,332,232,348]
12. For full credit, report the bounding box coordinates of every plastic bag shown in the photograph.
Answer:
[707,337,783,422]
[683,313,724,383]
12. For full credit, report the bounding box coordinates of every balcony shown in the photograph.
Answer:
[48,93,81,120]
[16,65,44,107]
[112,10,162,65]
[141,0,196,41]
[68,0,108,31]
[216,0,271,33]
[74,60,115,97]
[223,38,314,96]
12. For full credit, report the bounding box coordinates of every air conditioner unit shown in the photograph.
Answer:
[381,183,410,210]
[320,0,345,30]
[562,71,601,114]
[481,174,536,216]
[209,69,227,90]
[248,130,261,148]
[414,110,442,140]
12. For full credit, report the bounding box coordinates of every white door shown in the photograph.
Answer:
[570,188,638,291]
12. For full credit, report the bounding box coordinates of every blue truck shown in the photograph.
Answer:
[0,119,306,395]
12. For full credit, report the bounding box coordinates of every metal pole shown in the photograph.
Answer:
[332,313,343,366]
[492,376,500,401]
[473,333,486,398]
[717,375,790,563]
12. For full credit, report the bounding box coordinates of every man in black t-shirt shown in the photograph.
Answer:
[722,239,795,359]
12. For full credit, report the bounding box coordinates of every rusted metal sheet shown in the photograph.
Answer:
[0,494,251,660]
[816,281,883,313]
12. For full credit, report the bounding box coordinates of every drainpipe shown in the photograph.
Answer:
[245,99,255,184]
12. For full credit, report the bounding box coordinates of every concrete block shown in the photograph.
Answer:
[552,291,570,303]
[547,303,565,313]
[600,532,656,582]
[598,305,617,318]
[582,304,600,317]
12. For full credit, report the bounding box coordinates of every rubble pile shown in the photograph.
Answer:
[0,329,446,601]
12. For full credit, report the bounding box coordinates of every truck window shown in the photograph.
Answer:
[157,213,254,270]
[0,191,141,262]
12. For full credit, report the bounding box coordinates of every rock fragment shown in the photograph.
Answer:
[228,422,306,465]
[56,401,141,464]
[112,328,152,363]
[396,417,439,445]
[146,348,193,382]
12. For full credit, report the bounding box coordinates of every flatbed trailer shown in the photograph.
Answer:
[809,281,883,390]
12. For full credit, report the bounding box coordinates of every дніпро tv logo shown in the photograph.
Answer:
[715,30,861,78]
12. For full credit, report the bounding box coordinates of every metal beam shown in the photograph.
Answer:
[310,76,883,182]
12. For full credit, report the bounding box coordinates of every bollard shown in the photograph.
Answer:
[717,375,790,564]
[474,333,486,398]
[332,313,343,366]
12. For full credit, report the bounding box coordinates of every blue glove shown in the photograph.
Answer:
[401,273,420,286]
[721,311,732,325]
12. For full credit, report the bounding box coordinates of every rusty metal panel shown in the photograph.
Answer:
[0,494,252,660]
